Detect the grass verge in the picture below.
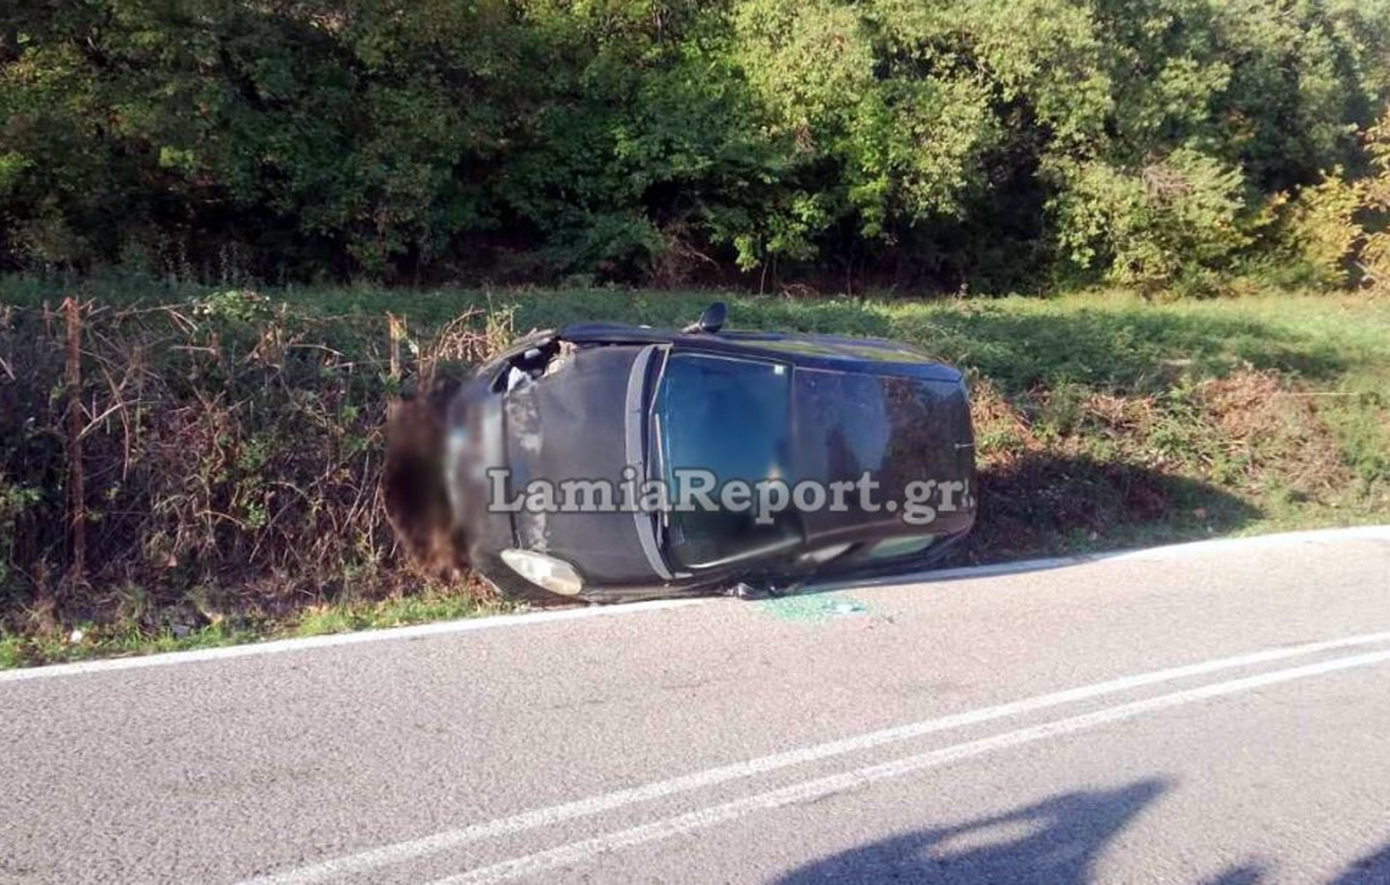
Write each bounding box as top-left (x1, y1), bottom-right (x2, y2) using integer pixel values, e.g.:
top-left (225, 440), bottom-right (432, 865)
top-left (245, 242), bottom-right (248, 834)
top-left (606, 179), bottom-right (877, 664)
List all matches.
top-left (0, 584), bottom-right (513, 668)
top-left (1, 276), bottom-right (1387, 667)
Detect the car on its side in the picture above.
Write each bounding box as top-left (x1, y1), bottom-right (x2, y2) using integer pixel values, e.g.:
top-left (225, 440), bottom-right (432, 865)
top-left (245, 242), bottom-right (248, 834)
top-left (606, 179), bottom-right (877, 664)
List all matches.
top-left (438, 303), bottom-right (976, 604)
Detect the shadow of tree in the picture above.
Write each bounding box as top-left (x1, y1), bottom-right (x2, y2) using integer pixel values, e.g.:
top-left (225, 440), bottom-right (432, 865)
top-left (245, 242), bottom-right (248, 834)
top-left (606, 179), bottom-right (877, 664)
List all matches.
top-left (773, 783), bottom-right (1390, 885)
top-left (1330, 841), bottom-right (1390, 885)
top-left (963, 453), bottom-right (1263, 562)
top-left (774, 778), bottom-right (1168, 884)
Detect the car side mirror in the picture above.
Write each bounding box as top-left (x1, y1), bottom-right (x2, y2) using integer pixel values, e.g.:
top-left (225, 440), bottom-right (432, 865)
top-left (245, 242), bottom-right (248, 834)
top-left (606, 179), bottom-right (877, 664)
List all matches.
top-left (683, 302), bottom-right (727, 334)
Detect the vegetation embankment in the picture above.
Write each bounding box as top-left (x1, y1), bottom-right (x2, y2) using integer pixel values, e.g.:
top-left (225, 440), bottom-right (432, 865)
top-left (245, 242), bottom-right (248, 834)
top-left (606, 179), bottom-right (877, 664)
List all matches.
top-left (1, 280), bottom-right (1387, 667)
top-left (3, 2), bottom-right (1390, 296)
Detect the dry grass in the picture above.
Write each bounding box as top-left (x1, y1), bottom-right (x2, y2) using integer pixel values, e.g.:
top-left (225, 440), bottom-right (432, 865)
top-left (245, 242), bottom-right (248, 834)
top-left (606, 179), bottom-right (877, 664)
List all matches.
top-left (0, 292), bottom-right (512, 658)
top-left (963, 367), bottom-right (1360, 559)
top-left (1194, 371), bottom-right (1351, 496)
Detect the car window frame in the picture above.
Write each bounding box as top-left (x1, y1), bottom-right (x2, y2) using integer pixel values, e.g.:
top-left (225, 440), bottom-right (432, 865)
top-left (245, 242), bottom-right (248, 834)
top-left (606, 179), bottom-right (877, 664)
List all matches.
top-left (647, 345), bottom-right (802, 572)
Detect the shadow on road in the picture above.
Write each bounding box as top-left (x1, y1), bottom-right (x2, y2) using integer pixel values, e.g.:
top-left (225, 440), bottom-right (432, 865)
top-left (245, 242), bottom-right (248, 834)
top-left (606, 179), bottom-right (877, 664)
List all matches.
top-left (774, 778), bottom-right (1168, 884)
top-left (1330, 841), bottom-right (1390, 884)
top-left (773, 780), bottom-right (1390, 885)
top-left (1198, 839), bottom-right (1390, 885)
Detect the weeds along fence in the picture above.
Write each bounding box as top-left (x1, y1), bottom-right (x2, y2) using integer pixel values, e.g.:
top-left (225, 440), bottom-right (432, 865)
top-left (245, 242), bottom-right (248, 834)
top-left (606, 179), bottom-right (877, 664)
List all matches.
top-left (0, 292), bottom-right (503, 630)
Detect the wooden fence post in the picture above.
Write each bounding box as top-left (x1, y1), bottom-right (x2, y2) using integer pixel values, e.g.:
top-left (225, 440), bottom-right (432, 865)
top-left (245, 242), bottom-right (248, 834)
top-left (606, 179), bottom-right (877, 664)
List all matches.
top-left (387, 312), bottom-right (404, 382)
top-left (62, 297), bottom-right (86, 587)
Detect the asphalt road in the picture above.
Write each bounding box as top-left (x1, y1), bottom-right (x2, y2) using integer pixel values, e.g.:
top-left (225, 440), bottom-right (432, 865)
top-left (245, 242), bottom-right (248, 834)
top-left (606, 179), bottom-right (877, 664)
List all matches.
top-left (3, 527), bottom-right (1390, 885)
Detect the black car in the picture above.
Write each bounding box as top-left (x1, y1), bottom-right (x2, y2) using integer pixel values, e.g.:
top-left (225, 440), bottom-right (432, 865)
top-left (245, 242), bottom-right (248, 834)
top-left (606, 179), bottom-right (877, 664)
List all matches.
top-left (438, 303), bottom-right (976, 604)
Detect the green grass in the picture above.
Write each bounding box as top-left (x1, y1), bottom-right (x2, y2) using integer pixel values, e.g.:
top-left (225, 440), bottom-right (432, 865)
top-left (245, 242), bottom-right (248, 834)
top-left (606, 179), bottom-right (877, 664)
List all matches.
top-left (0, 585), bottom-right (511, 668)
top-left (293, 587), bottom-right (511, 637)
top-left (18, 274), bottom-right (1385, 390)
top-left (0, 634), bottom-right (25, 669)
top-left (2, 274), bottom-right (1387, 667)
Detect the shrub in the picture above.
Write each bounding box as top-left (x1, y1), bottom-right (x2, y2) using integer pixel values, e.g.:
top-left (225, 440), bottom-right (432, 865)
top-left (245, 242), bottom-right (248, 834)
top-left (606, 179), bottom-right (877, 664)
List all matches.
top-left (1360, 112), bottom-right (1390, 293)
top-left (0, 293), bottom-right (494, 633)
top-left (2, 0), bottom-right (1388, 289)
top-left (1047, 149), bottom-right (1251, 294)
top-left (1257, 172), bottom-right (1364, 290)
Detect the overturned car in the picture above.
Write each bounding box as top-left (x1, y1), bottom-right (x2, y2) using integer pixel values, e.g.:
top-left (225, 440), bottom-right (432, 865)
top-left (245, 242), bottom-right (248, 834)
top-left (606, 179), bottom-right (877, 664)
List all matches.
top-left (391, 303), bottom-right (976, 604)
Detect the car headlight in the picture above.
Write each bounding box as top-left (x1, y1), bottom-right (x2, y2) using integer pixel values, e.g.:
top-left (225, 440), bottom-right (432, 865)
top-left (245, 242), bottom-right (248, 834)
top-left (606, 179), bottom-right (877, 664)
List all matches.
top-left (500, 549), bottom-right (585, 596)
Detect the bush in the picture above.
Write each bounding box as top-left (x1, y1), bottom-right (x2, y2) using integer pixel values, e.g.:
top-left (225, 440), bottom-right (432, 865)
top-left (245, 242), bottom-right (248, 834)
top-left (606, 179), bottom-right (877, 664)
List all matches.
top-left (1360, 112), bottom-right (1390, 293)
top-left (1, 1), bottom-right (1389, 290)
top-left (0, 292), bottom-right (494, 633)
top-left (1048, 149), bottom-right (1251, 294)
top-left (1253, 173), bottom-right (1364, 290)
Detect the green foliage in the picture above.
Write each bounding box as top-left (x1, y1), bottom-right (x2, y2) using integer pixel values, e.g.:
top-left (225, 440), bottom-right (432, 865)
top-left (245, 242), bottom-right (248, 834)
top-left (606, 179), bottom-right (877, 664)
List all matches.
top-left (1361, 110), bottom-right (1390, 291)
top-left (1, 0), bottom-right (1389, 289)
top-left (0, 477), bottom-right (40, 591)
top-left (1261, 172), bottom-right (1364, 289)
top-left (1048, 149), bottom-right (1251, 293)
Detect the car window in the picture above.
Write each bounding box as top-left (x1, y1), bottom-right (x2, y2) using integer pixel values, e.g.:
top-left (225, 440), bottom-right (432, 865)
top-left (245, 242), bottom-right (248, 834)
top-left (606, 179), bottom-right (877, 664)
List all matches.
top-left (653, 351), bottom-right (797, 568)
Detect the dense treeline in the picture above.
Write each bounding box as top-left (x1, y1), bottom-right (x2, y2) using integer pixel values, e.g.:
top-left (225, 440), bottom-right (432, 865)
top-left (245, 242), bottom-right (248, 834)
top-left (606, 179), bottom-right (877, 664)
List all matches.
top-left (2, 0), bottom-right (1390, 292)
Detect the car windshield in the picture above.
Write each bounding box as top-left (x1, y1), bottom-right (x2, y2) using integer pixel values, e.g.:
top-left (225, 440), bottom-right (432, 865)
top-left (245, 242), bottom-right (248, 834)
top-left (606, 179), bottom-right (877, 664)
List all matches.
top-left (652, 351), bottom-right (798, 568)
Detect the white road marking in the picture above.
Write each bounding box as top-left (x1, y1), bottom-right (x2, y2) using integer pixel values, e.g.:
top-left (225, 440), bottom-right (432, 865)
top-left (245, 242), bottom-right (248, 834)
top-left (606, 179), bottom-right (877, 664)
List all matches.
top-left (434, 647), bottom-right (1390, 884)
top-left (822, 523), bottom-right (1390, 590)
top-left (0, 599), bottom-right (707, 684)
top-left (6, 525), bottom-right (1385, 683)
top-left (238, 628), bottom-right (1390, 885)
top-left (1101, 524), bottom-right (1390, 562)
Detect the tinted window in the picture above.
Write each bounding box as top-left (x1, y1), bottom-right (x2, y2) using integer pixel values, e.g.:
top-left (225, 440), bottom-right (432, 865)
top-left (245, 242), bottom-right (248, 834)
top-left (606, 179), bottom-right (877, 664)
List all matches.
top-left (653, 352), bottom-right (797, 567)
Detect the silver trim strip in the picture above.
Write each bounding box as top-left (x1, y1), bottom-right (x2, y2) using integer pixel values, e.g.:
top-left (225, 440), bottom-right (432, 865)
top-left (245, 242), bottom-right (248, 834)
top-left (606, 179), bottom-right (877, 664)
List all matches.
top-left (626, 345), bottom-right (672, 580)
